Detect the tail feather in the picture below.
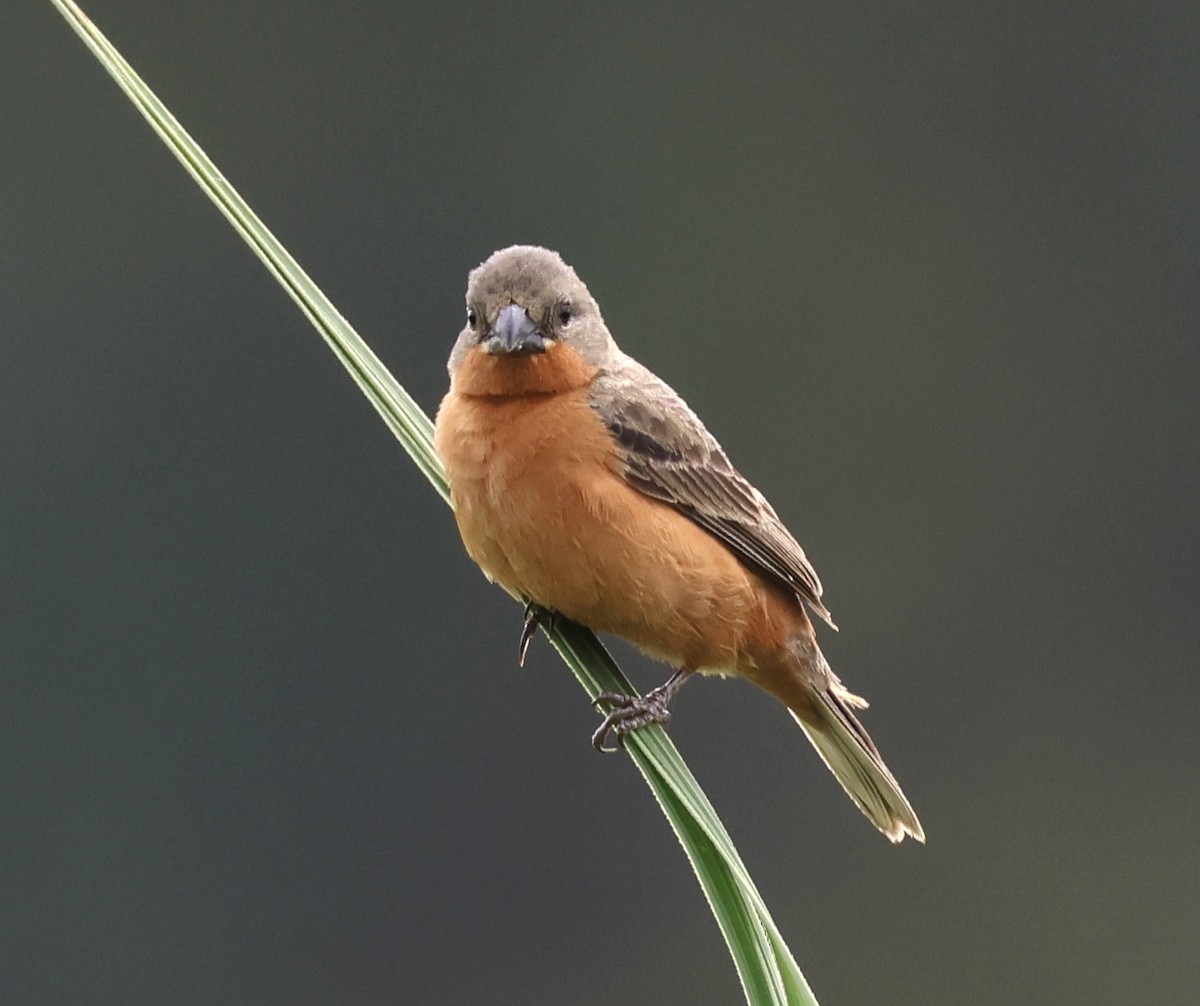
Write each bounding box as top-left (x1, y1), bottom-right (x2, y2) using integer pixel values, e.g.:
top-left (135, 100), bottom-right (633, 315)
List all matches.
top-left (791, 687), bottom-right (925, 844)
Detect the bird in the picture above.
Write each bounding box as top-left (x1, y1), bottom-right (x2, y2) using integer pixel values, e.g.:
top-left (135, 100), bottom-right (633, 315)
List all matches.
top-left (433, 245), bottom-right (924, 843)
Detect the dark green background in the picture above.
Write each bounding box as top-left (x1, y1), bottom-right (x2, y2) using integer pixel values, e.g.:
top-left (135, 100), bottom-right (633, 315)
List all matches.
top-left (4, 2), bottom-right (1197, 1003)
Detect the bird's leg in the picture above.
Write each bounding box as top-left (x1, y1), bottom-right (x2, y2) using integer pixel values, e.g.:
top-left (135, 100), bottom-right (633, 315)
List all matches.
top-left (518, 601), bottom-right (557, 667)
top-left (591, 666), bottom-right (695, 753)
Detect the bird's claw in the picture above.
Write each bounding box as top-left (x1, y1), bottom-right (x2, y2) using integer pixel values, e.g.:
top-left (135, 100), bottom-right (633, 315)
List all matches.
top-left (518, 601), bottom-right (556, 667)
top-left (591, 689), bottom-right (672, 753)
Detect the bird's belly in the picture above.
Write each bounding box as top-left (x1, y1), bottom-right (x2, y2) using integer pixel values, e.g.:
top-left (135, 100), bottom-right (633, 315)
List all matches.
top-left (435, 388), bottom-right (775, 671)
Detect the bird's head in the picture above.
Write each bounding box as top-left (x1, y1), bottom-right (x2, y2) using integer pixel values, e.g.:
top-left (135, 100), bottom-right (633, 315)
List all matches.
top-left (447, 246), bottom-right (615, 394)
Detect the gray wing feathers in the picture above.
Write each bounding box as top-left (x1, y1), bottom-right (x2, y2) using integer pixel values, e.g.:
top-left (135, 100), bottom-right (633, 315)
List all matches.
top-left (590, 355), bottom-right (834, 627)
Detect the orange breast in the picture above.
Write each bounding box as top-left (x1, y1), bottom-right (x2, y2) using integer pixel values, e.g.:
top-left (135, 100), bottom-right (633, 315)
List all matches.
top-left (434, 349), bottom-right (803, 673)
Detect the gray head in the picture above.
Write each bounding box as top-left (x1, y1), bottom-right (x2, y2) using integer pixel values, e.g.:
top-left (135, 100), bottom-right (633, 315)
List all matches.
top-left (447, 246), bottom-right (615, 376)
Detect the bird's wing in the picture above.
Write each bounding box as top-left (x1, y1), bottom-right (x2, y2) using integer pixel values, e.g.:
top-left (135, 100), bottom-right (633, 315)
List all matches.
top-left (589, 354), bottom-right (834, 627)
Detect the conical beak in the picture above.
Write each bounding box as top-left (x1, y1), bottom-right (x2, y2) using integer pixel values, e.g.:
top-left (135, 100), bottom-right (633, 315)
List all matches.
top-left (483, 304), bottom-right (548, 356)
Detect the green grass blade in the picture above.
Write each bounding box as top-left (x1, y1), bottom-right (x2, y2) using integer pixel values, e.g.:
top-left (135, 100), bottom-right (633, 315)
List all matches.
top-left (550, 623), bottom-right (818, 1004)
top-left (49, 3), bottom-right (820, 1002)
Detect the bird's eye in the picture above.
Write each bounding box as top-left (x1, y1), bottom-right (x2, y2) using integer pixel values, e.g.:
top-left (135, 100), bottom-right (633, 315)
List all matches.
top-left (466, 308), bottom-right (478, 329)
top-left (557, 303), bottom-right (572, 327)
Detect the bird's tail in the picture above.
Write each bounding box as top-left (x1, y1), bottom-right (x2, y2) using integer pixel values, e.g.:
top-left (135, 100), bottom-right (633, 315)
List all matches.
top-left (789, 681), bottom-right (925, 843)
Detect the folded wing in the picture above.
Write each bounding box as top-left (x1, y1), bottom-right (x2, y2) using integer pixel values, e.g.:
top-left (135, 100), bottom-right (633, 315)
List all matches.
top-left (589, 355), bottom-right (834, 628)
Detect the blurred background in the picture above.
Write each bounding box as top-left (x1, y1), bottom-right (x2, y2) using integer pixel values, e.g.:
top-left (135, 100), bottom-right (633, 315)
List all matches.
top-left (3, 2), bottom-right (1197, 1003)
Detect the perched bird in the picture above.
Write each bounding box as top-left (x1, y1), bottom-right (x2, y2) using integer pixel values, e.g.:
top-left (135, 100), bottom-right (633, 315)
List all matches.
top-left (434, 245), bottom-right (924, 843)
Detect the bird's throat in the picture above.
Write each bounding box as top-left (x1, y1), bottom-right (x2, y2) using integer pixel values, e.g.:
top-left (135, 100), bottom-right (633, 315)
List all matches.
top-left (453, 343), bottom-right (598, 399)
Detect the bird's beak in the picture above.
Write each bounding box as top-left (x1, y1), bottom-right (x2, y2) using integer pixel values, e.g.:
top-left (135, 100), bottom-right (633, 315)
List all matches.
top-left (483, 304), bottom-right (548, 356)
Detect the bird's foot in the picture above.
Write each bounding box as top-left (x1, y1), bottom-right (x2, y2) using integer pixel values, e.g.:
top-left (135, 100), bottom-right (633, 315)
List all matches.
top-left (590, 667), bottom-right (693, 753)
top-left (518, 601), bottom-right (557, 667)
top-left (591, 690), bottom-right (672, 753)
